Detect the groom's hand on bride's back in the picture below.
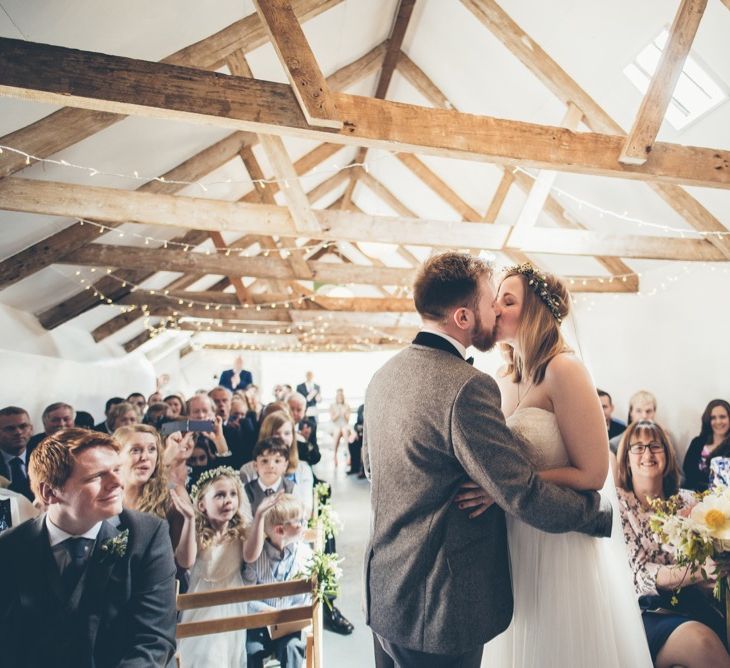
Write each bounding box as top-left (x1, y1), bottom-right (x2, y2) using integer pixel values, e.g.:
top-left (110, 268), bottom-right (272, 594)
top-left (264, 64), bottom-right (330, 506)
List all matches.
top-left (454, 481), bottom-right (495, 519)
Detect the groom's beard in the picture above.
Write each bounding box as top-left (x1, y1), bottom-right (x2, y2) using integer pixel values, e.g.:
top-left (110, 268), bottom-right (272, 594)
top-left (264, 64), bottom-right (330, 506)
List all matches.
top-left (471, 314), bottom-right (497, 352)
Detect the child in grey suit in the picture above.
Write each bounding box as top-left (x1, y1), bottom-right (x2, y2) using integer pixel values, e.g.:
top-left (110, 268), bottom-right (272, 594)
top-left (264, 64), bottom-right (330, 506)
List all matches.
top-left (244, 437), bottom-right (293, 515)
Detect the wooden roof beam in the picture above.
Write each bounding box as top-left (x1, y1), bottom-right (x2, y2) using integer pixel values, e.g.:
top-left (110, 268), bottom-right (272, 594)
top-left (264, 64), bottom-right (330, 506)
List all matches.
top-left (0, 0), bottom-right (342, 179)
top-left (252, 0), bottom-right (341, 130)
top-left (619, 0), bottom-right (707, 165)
top-left (0, 41), bottom-right (728, 188)
top-left (459, 0), bottom-right (730, 257)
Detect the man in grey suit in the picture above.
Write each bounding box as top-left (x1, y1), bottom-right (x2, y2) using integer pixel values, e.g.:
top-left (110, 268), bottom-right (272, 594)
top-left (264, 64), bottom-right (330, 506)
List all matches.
top-left (363, 252), bottom-right (612, 668)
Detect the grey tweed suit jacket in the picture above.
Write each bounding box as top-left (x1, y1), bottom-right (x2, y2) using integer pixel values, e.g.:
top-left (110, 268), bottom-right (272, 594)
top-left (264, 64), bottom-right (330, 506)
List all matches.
top-left (363, 341), bottom-right (612, 655)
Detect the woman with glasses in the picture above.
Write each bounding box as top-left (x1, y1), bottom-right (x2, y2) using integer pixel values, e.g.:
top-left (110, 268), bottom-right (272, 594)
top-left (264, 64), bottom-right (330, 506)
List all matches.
top-left (616, 420), bottom-right (730, 667)
top-left (682, 399), bottom-right (730, 492)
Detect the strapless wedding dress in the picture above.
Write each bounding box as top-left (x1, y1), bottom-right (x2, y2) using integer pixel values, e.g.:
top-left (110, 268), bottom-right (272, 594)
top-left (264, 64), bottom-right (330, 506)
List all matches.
top-left (481, 407), bottom-right (652, 668)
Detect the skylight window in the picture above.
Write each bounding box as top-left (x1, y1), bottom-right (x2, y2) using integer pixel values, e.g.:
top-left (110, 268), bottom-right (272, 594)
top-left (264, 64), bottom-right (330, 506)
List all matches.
top-left (623, 28), bottom-right (727, 130)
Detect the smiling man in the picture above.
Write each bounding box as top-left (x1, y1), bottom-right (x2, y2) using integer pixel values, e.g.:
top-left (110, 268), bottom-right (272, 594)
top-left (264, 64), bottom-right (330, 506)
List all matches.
top-left (0, 428), bottom-right (177, 667)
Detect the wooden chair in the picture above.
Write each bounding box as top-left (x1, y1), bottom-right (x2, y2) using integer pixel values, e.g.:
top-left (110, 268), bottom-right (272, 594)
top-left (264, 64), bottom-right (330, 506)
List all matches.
top-left (176, 577), bottom-right (323, 668)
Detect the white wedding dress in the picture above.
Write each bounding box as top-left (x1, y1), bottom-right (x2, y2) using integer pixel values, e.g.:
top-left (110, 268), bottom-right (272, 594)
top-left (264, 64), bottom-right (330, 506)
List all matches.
top-left (482, 407), bottom-right (652, 668)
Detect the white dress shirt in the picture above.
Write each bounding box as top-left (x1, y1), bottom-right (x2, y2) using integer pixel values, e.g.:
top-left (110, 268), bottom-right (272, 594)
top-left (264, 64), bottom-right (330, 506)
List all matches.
top-left (46, 515), bottom-right (102, 571)
top-left (420, 327), bottom-right (469, 360)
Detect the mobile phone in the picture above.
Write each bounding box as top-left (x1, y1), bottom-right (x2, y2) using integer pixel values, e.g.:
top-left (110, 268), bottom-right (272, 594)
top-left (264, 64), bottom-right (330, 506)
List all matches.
top-left (160, 419), bottom-right (215, 436)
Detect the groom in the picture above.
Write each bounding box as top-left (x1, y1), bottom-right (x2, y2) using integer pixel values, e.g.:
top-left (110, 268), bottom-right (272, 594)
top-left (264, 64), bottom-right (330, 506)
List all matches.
top-left (0, 428), bottom-right (177, 667)
top-left (363, 252), bottom-right (612, 668)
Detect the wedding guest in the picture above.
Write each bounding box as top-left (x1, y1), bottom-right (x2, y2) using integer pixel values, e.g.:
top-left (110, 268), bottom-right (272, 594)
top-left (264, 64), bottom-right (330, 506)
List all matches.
top-left (107, 401), bottom-right (139, 431)
top-left (164, 430), bottom-right (196, 491)
top-left (683, 399), bottom-right (730, 492)
top-left (148, 391), bottom-right (163, 405)
top-left (73, 411), bottom-right (94, 429)
top-left (273, 383), bottom-right (289, 402)
top-left (244, 494), bottom-right (311, 668)
top-left (244, 384), bottom-right (263, 421)
top-left (27, 402), bottom-right (76, 451)
top-left (598, 389), bottom-right (626, 439)
top-left (0, 478), bottom-right (39, 533)
top-left (177, 466), bottom-right (249, 668)
top-left (244, 437), bottom-right (294, 515)
top-left (94, 396), bottom-right (124, 433)
top-left (329, 388), bottom-right (351, 468)
top-left (127, 392), bottom-right (147, 417)
top-left (143, 401), bottom-right (170, 429)
top-left (610, 390), bottom-right (658, 454)
top-left (219, 355), bottom-right (253, 393)
top-left (241, 411), bottom-right (313, 519)
top-left (288, 392), bottom-right (317, 447)
top-left (0, 428), bottom-right (177, 667)
top-left (115, 424), bottom-right (196, 569)
top-left (187, 394), bottom-right (237, 466)
top-left (0, 406), bottom-right (35, 501)
top-left (194, 392), bottom-right (250, 468)
top-left (616, 420), bottom-right (729, 667)
top-left (296, 371), bottom-right (321, 423)
top-left (164, 393), bottom-right (187, 419)
top-left (348, 404), bottom-right (365, 478)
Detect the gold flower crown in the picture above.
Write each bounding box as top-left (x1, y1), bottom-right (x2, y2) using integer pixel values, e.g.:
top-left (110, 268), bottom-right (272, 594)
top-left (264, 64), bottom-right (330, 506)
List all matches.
top-left (507, 263), bottom-right (564, 324)
top-left (190, 465), bottom-right (240, 501)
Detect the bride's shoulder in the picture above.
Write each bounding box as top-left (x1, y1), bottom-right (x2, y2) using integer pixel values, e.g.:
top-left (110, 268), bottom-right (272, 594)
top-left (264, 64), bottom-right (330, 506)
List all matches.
top-left (543, 352), bottom-right (591, 387)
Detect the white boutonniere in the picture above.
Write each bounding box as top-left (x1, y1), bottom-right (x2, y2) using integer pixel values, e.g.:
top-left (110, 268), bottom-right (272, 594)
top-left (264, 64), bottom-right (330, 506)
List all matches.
top-left (99, 529), bottom-right (129, 559)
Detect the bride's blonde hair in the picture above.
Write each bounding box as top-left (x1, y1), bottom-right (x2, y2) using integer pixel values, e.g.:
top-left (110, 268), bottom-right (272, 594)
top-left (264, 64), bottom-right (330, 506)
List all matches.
top-left (499, 266), bottom-right (572, 385)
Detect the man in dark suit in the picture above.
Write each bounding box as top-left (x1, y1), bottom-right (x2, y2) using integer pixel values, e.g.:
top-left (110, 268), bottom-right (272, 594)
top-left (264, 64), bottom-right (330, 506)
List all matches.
top-left (363, 252), bottom-right (611, 667)
top-left (0, 406), bottom-right (35, 501)
top-left (296, 372), bottom-right (321, 424)
top-left (219, 355), bottom-right (253, 393)
top-left (598, 389), bottom-right (627, 439)
top-left (94, 397), bottom-right (124, 434)
top-left (0, 428), bottom-right (177, 667)
top-left (27, 402), bottom-right (76, 452)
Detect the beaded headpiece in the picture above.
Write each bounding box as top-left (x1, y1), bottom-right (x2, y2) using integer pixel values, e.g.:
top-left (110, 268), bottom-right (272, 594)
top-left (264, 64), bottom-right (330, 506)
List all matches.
top-left (507, 263), bottom-right (564, 324)
top-left (190, 465), bottom-right (240, 501)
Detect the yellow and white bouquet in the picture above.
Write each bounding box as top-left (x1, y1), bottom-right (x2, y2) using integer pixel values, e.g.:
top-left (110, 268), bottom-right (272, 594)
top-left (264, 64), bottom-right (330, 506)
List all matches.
top-left (651, 484), bottom-right (730, 633)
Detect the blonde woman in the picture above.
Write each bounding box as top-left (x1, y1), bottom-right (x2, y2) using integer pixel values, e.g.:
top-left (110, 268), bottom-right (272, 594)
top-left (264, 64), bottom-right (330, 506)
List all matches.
top-left (115, 424), bottom-right (196, 569)
top-left (329, 388), bottom-right (351, 467)
top-left (469, 264), bottom-right (652, 667)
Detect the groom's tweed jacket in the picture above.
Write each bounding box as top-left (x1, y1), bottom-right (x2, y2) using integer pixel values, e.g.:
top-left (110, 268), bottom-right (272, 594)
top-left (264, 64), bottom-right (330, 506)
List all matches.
top-left (363, 340), bottom-right (612, 655)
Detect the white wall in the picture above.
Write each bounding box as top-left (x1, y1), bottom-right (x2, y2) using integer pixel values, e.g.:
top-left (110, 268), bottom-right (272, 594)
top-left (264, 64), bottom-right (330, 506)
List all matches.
top-left (0, 304), bottom-right (155, 426)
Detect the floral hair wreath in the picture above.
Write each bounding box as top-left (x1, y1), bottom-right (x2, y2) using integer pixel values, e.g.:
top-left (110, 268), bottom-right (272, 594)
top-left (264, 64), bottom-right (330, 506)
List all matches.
top-left (507, 263), bottom-right (564, 324)
top-left (190, 465), bottom-right (240, 501)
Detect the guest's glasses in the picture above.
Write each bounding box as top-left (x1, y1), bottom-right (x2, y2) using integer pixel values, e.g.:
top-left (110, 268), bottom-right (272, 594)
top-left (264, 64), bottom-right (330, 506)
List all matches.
top-left (628, 442), bottom-right (665, 455)
top-left (286, 518), bottom-right (306, 527)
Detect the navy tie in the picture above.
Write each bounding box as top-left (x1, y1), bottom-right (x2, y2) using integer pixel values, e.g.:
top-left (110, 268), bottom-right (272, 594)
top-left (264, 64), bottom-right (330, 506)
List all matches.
top-left (9, 457), bottom-right (32, 501)
top-left (62, 537), bottom-right (95, 594)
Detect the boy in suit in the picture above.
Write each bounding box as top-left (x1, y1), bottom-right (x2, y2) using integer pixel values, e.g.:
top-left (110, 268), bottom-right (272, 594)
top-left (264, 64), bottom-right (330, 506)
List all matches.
top-left (244, 437), bottom-right (293, 515)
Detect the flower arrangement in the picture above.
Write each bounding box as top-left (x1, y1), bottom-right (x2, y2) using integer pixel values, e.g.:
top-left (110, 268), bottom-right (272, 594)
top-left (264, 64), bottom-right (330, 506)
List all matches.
top-left (309, 502), bottom-right (342, 541)
top-left (297, 550), bottom-right (343, 610)
top-left (650, 484), bottom-right (730, 631)
top-left (99, 529), bottom-right (129, 559)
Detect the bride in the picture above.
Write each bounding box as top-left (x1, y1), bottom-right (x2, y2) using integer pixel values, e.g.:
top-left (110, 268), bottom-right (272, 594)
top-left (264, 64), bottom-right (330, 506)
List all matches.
top-left (470, 264), bottom-right (652, 667)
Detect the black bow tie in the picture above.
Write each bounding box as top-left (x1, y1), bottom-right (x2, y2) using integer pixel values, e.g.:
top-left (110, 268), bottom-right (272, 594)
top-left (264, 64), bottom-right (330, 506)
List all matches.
top-left (466, 357), bottom-right (474, 365)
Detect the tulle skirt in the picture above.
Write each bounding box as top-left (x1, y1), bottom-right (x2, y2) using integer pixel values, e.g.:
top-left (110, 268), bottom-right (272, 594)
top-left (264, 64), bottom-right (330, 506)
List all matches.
top-left (482, 479), bottom-right (652, 668)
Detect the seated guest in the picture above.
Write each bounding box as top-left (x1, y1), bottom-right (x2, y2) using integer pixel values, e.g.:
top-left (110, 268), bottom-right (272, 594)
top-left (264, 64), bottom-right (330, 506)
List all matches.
top-left (148, 391), bottom-right (163, 405)
top-left (143, 401), bottom-right (169, 429)
top-left (598, 389), bottom-right (626, 439)
top-left (616, 420), bottom-right (729, 667)
top-left (163, 430), bottom-right (196, 491)
top-left (242, 411), bottom-right (313, 519)
top-left (297, 420), bottom-right (321, 468)
top-left (0, 428), bottom-right (177, 667)
top-left (107, 401), bottom-right (139, 432)
top-left (74, 411), bottom-right (95, 429)
top-left (94, 397), bottom-right (124, 433)
top-left (164, 393), bottom-right (187, 419)
top-left (127, 392), bottom-right (147, 417)
top-left (610, 390), bottom-right (657, 454)
top-left (244, 384), bottom-right (264, 421)
top-left (27, 402), bottom-right (75, 451)
top-left (288, 392), bottom-right (317, 448)
top-left (244, 437), bottom-right (294, 515)
top-left (262, 401), bottom-right (291, 423)
top-left (115, 424), bottom-right (196, 570)
top-left (272, 384), bottom-right (289, 402)
top-left (683, 399), bottom-right (730, 492)
top-left (187, 394), bottom-right (238, 467)
top-left (0, 406), bottom-right (35, 501)
top-left (209, 386), bottom-right (255, 467)
top-left (219, 355), bottom-right (253, 393)
top-left (244, 494), bottom-right (312, 668)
